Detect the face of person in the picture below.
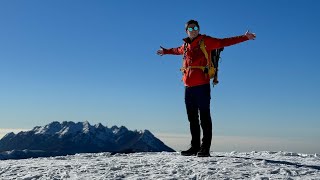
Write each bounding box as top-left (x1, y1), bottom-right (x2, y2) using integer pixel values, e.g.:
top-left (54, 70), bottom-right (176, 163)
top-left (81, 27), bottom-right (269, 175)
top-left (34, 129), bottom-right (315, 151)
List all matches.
top-left (186, 24), bottom-right (199, 39)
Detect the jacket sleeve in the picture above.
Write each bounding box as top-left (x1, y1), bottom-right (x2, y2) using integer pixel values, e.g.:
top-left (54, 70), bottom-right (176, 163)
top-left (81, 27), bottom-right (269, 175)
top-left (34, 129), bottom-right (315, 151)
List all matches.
top-left (205, 35), bottom-right (249, 50)
top-left (163, 44), bottom-right (184, 55)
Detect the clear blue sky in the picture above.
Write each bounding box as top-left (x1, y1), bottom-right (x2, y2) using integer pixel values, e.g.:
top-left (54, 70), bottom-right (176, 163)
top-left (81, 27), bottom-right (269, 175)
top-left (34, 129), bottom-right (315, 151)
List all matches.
top-left (1, 0), bottom-right (319, 153)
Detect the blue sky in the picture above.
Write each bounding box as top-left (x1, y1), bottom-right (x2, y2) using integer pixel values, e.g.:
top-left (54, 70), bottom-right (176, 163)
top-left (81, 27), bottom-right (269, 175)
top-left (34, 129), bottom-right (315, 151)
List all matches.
top-left (1, 0), bottom-right (319, 153)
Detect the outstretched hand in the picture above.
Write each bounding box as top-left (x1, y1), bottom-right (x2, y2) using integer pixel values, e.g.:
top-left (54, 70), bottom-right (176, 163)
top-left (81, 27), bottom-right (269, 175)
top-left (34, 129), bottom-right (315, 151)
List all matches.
top-left (245, 30), bottom-right (256, 40)
top-left (157, 46), bottom-right (165, 56)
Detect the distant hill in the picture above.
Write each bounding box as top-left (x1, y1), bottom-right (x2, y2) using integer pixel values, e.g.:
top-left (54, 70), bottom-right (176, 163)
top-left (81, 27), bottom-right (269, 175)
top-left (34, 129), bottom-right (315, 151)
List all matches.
top-left (0, 121), bottom-right (175, 160)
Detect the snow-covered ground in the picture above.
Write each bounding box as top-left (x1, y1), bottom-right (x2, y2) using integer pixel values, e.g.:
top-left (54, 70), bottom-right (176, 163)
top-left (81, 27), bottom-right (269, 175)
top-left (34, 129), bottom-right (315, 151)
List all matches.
top-left (0, 151), bottom-right (319, 179)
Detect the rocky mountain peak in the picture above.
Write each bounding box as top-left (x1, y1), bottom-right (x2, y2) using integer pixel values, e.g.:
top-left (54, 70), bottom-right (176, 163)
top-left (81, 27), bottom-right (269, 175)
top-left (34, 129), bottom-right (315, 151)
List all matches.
top-left (0, 121), bottom-right (175, 160)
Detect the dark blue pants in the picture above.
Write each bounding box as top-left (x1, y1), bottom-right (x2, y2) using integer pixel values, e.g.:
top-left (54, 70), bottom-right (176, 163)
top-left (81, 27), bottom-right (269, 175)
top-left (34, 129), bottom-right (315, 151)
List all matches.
top-left (185, 83), bottom-right (212, 149)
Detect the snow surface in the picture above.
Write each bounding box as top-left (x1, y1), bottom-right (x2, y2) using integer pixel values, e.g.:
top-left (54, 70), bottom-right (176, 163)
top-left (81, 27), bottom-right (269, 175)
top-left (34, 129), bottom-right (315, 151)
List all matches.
top-left (0, 151), bottom-right (319, 179)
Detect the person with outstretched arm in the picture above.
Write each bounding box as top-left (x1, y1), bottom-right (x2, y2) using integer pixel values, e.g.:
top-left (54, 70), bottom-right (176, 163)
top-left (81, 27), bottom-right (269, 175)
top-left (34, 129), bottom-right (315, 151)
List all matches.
top-left (156, 19), bottom-right (256, 157)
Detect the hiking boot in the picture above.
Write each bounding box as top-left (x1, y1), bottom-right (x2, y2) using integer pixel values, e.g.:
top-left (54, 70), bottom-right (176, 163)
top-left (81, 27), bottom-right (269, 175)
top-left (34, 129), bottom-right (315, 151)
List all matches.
top-left (197, 147), bottom-right (210, 157)
top-left (181, 147), bottom-right (200, 156)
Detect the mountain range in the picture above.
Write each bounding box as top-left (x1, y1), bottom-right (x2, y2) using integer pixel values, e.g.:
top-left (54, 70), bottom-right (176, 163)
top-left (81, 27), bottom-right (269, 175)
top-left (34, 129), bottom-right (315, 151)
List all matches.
top-left (0, 121), bottom-right (174, 160)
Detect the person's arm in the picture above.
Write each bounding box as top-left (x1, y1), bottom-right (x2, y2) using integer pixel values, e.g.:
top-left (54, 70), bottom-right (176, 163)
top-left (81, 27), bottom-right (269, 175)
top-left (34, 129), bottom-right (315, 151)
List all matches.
top-left (157, 44), bottom-right (184, 56)
top-left (205, 31), bottom-right (256, 50)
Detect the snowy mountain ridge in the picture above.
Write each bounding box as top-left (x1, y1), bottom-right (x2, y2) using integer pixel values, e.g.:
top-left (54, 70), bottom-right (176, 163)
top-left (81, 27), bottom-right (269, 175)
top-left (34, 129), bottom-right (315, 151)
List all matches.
top-left (0, 121), bottom-right (174, 160)
top-left (33, 121), bottom-right (106, 136)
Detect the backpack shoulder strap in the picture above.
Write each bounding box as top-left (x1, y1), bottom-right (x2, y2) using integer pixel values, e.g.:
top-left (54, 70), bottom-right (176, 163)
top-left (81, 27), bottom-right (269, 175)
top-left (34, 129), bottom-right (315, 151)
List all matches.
top-left (199, 37), bottom-right (209, 65)
top-left (183, 42), bottom-right (188, 59)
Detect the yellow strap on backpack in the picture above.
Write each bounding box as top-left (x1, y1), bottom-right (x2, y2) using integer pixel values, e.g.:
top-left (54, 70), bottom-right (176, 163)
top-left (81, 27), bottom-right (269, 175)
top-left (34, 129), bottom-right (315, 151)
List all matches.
top-left (199, 38), bottom-right (216, 79)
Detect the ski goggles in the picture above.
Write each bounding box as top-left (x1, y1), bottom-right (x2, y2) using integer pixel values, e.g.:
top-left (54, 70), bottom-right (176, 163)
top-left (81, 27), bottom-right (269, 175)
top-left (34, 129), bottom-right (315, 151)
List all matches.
top-left (187, 26), bottom-right (199, 32)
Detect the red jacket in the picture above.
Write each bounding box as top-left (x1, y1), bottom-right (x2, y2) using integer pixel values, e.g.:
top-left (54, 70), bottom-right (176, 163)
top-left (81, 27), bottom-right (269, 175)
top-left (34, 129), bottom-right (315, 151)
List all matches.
top-left (163, 34), bottom-right (249, 87)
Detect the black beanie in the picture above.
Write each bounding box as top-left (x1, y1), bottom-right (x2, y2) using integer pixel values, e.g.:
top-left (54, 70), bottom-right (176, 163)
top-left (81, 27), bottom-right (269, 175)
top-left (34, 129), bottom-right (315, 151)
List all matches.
top-left (185, 20), bottom-right (200, 31)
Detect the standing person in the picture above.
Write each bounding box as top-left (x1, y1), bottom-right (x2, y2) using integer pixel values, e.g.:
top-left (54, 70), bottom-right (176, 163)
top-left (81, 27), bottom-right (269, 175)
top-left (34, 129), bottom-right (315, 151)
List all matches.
top-left (156, 20), bottom-right (256, 157)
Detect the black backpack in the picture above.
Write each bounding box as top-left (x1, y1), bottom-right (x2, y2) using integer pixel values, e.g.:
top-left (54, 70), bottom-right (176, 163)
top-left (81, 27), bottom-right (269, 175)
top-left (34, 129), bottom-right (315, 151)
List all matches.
top-left (211, 48), bottom-right (224, 86)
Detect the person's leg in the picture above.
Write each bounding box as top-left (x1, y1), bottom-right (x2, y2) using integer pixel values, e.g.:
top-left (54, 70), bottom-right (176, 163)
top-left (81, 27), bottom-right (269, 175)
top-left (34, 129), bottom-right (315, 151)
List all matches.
top-left (195, 84), bottom-right (212, 156)
top-left (181, 86), bottom-right (200, 155)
